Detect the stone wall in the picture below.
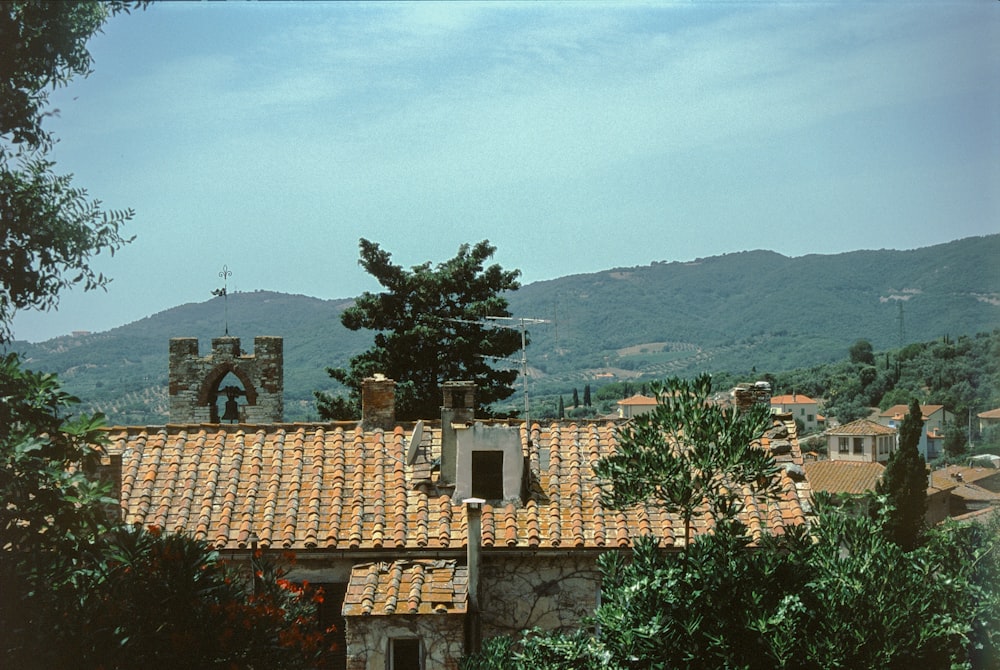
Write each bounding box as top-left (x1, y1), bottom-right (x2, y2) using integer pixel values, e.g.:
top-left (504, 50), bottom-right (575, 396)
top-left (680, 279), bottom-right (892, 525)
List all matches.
top-left (479, 553), bottom-right (601, 639)
top-left (344, 614), bottom-right (464, 670)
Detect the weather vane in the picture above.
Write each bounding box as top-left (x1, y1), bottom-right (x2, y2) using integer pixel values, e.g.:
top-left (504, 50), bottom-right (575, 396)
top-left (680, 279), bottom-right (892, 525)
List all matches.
top-left (212, 264), bottom-right (232, 335)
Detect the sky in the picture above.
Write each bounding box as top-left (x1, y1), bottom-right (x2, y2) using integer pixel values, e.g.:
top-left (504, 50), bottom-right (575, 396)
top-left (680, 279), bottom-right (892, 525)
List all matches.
top-left (10, 1), bottom-right (999, 342)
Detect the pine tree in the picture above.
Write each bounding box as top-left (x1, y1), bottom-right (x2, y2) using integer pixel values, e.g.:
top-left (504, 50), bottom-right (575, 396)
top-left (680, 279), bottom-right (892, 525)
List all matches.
top-left (877, 398), bottom-right (927, 551)
top-left (317, 239), bottom-right (522, 420)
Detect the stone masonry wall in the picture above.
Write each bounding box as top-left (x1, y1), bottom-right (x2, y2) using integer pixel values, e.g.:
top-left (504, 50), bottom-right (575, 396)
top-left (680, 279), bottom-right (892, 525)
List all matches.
top-left (479, 553), bottom-right (601, 639)
top-left (344, 615), bottom-right (464, 670)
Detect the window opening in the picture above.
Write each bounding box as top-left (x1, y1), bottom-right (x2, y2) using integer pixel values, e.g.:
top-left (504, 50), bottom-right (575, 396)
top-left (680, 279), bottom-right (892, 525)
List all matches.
top-left (853, 437), bottom-right (864, 455)
top-left (471, 451), bottom-right (504, 500)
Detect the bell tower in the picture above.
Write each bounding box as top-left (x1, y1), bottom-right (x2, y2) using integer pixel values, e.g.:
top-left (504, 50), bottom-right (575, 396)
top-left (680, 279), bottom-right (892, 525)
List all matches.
top-left (168, 336), bottom-right (283, 424)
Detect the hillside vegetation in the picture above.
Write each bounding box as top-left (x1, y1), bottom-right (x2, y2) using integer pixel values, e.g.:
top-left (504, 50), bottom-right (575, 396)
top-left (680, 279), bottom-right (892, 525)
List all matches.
top-left (7, 235), bottom-right (998, 424)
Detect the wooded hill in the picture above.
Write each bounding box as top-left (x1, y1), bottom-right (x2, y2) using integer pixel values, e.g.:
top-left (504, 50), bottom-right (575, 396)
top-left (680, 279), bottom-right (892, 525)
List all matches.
top-left (8, 235), bottom-right (998, 424)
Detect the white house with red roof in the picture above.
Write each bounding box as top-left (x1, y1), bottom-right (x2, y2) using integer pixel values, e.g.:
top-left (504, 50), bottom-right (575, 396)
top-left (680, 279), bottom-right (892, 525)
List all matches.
top-left (878, 404), bottom-right (952, 460)
top-left (616, 393), bottom-right (658, 418)
top-left (824, 418), bottom-right (897, 463)
top-left (770, 393), bottom-right (821, 433)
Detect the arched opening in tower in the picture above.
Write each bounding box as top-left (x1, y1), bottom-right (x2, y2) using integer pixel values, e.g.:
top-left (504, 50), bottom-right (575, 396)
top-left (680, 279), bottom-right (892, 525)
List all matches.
top-left (212, 371), bottom-right (247, 423)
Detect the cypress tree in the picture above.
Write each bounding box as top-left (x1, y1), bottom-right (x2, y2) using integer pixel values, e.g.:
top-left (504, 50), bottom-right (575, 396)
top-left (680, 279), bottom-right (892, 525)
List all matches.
top-left (583, 384), bottom-right (592, 407)
top-left (572, 388), bottom-right (579, 408)
top-left (876, 398), bottom-right (927, 551)
top-left (558, 395), bottom-right (565, 419)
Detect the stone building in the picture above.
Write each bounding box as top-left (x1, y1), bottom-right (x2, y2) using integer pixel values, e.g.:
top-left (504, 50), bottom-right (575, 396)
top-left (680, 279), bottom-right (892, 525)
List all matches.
top-left (101, 351), bottom-right (812, 670)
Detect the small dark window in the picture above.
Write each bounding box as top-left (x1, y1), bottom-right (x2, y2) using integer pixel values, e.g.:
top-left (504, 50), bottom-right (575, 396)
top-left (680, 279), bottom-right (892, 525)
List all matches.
top-left (853, 437), bottom-right (864, 455)
top-left (390, 638), bottom-right (421, 670)
top-left (471, 451), bottom-right (504, 500)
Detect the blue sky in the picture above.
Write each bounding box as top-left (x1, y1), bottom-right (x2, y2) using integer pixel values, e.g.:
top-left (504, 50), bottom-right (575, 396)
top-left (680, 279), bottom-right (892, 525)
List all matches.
top-left (11, 1), bottom-right (999, 342)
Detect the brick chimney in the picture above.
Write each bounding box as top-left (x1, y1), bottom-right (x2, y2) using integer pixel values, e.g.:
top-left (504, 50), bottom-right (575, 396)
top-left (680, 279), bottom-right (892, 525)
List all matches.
top-left (440, 381), bottom-right (476, 485)
top-left (361, 374), bottom-right (395, 431)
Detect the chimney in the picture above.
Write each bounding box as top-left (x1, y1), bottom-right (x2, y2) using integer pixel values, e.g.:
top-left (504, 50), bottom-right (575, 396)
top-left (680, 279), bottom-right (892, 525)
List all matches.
top-left (464, 498), bottom-right (484, 655)
top-left (86, 452), bottom-right (123, 522)
top-left (361, 374), bottom-right (395, 431)
top-left (440, 381), bottom-right (476, 485)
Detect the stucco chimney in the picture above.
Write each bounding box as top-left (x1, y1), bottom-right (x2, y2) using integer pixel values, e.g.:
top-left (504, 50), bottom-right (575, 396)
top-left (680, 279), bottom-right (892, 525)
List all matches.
top-left (464, 497), bottom-right (484, 655)
top-left (361, 374), bottom-right (395, 431)
top-left (440, 381), bottom-right (476, 485)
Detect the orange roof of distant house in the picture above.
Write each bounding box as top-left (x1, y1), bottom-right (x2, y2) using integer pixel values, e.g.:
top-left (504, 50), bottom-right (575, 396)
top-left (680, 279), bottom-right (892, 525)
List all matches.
top-left (771, 394), bottom-right (817, 405)
top-left (824, 418), bottom-right (897, 436)
top-left (617, 394), bottom-right (658, 406)
top-left (880, 404), bottom-right (946, 421)
top-left (978, 408), bottom-right (1000, 420)
top-left (804, 461), bottom-right (885, 495)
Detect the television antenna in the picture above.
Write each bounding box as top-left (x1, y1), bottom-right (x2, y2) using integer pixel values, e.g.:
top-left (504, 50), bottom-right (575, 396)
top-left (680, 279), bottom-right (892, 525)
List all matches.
top-left (483, 316), bottom-right (549, 433)
top-left (439, 314), bottom-right (549, 434)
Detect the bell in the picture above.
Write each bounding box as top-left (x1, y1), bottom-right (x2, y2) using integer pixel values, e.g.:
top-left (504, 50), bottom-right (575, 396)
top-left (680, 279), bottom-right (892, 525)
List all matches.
top-left (221, 396), bottom-right (240, 422)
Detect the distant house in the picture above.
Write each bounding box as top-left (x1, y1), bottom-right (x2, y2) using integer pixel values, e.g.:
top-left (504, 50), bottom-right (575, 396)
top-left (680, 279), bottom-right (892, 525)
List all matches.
top-left (932, 465), bottom-right (1000, 519)
top-left (878, 404), bottom-right (952, 461)
top-left (770, 393), bottom-right (821, 433)
top-left (803, 459), bottom-right (953, 524)
top-left (977, 407), bottom-right (1000, 435)
top-left (617, 393), bottom-right (658, 418)
top-left (824, 419), bottom-right (897, 463)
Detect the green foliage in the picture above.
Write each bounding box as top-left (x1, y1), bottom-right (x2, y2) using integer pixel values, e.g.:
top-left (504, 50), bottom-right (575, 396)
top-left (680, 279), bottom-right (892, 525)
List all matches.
top-left (0, 1), bottom-right (141, 340)
top-left (318, 239), bottom-right (523, 420)
top-left (464, 503), bottom-right (1000, 670)
top-left (850, 338), bottom-right (876, 366)
top-left (0, 352), bottom-right (113, 664)
top-left (61, 526), bottom-right (335, 670)
top-left (944, 418), bottom-right (969, 458)
top-left (877, 398), bottom-right (928, 551)
top-left (594, 373), bottom-right (780, 544)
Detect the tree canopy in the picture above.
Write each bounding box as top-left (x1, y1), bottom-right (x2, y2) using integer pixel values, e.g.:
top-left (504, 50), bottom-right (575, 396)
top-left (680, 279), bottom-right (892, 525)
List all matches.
top-left (0, 1), bottom-right (139, 340)
top-left (877, 398), bottom-right (929, 550)
top-left (594, 374), bottom-right (781, 546)
top-left (318, 239), bottom-right (523, 420)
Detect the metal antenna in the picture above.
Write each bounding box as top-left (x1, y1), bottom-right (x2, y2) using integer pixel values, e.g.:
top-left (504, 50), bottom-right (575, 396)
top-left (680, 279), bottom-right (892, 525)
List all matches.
top-left (212, 264), bottom-right (232, 335)
top-left (483, 316), bottom-right (550, 433)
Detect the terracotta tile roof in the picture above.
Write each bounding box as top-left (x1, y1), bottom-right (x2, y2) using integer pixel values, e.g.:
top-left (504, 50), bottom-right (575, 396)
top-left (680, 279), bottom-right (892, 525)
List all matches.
top-left (617, 394), bottom-right (657, 406)
top-left (804, 461), bottom-right (885, 495)
top-left (935, 465), bottom-right (1000, 488)
top-left (880, 404), bottom-right (945, 421)
top-left (770, 394), bottom-right (817, 405)
top-left (104, 414), bottom-right (809, 553)
top-left (824, 418), bottom-right (896, 437)
top-left (977, 408), bottom-right (1000, 420)
top-left (342, 560), bottom-right (467, 616)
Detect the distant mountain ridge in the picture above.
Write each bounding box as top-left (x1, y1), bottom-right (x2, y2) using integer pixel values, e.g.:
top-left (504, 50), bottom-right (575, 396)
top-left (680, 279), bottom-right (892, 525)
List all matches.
top-left (9, 235), bottom-right (999, 423)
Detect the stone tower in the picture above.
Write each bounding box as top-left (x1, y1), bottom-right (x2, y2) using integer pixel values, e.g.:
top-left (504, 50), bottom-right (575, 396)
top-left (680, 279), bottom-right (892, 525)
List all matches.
top-left (168, 336), bottom-right (283, 424)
